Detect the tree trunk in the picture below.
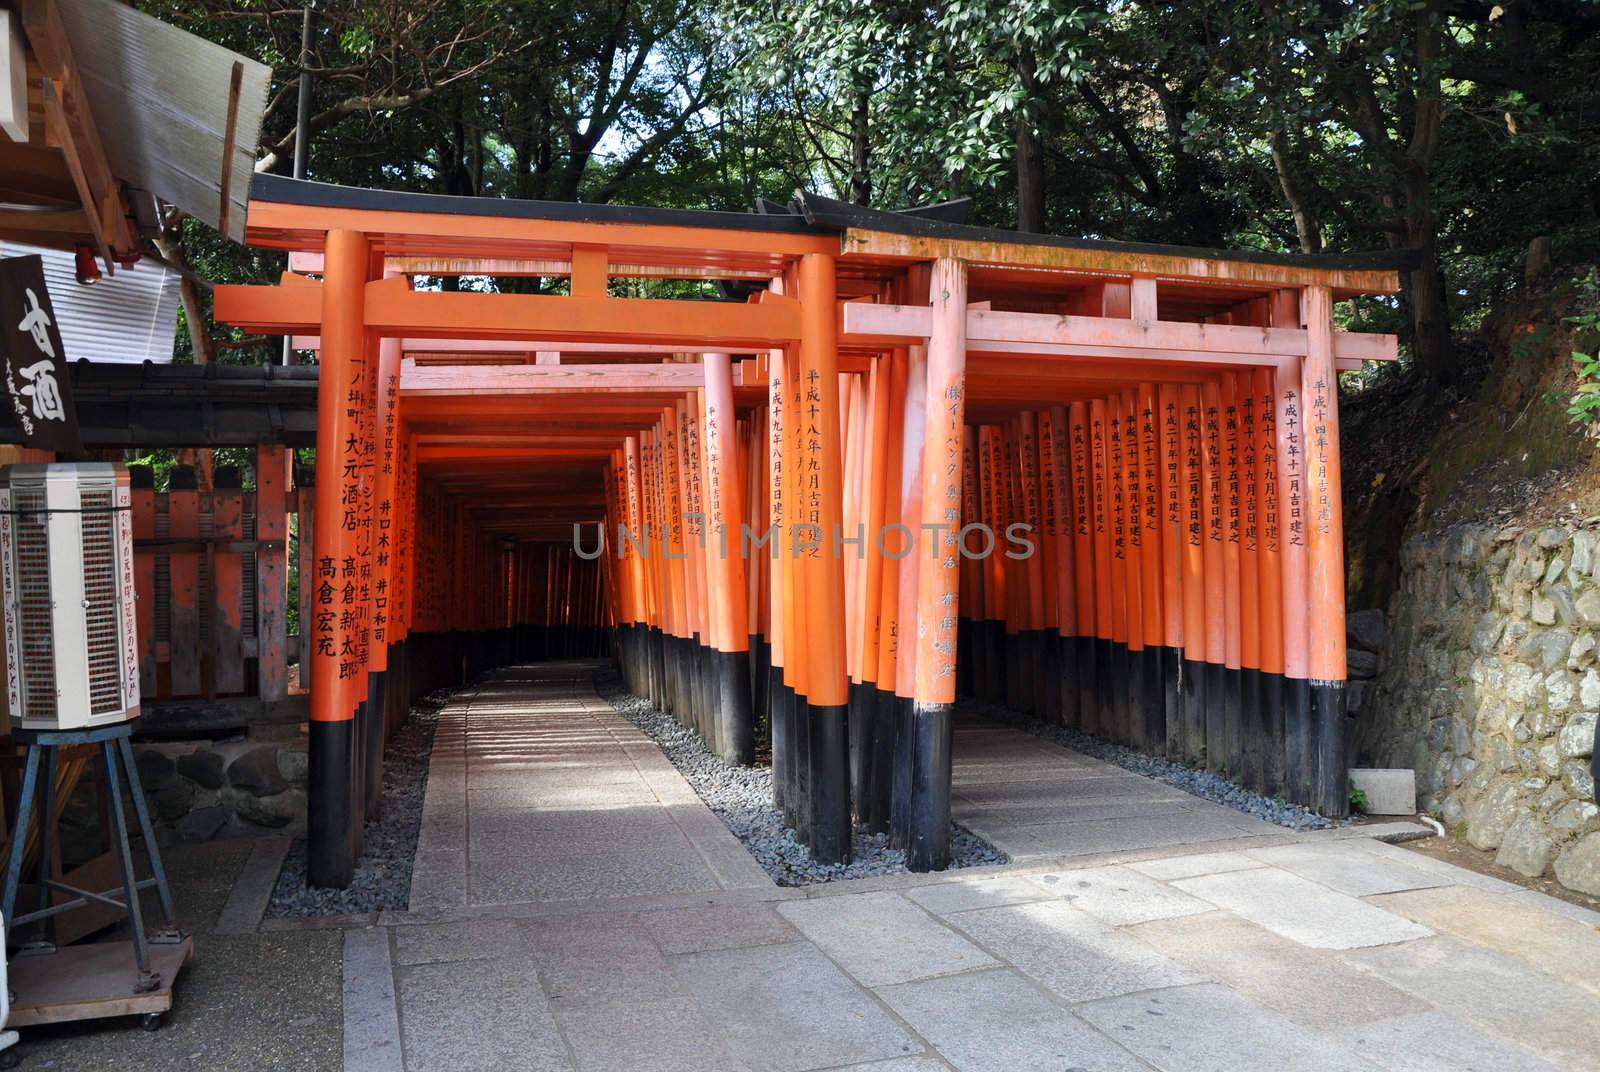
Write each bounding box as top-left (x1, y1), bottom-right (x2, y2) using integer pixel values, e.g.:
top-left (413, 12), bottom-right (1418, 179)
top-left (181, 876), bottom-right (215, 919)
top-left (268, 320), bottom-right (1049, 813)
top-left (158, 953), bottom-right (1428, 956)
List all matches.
top-left (849, 84), bottom-right (871, 206)
top-left (1015, 52), bottom-right (1044, 232)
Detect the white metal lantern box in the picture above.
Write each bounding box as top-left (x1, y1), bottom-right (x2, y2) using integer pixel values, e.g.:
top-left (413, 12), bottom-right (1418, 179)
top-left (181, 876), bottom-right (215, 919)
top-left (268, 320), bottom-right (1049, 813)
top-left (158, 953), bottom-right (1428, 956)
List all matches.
top-left (0, 463), bottom-right (140, 730)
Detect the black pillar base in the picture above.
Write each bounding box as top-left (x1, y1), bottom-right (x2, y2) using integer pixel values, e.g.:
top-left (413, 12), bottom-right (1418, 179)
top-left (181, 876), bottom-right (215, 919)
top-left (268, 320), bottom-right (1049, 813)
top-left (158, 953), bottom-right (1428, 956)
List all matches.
top-left (1261, 671), bottom-right (1287, 799)
top-left (1223, 666), bottom-right (1243, 781)
top-left (1203, 661), bottom-right (1227, 773)
top-left (907, 701), bottom-right (953, 873)
top-left (864, 687), bottom-right (896, 834)
top-left (769, 663), bottom-right (790, 817)
top-left (1241, 667), bottom-right (1263, 792)
top-left (1056, 633), bottom-right (1078, 729)
top-left (1180, 656), bottom-right (1206, 767)
top-left (718, 647), bottom-right (755, 765)
top-left (307, 718), bottom-right (356, 889)
top-left (1284, 676), bottom-right (1313, 805)
top-left (1311, 680), bottom-right (1349, 818)
top-left (848, 680), bottom-right (871, 822)
top-left (890, 694), bottom-right (915, 849)
top-left (808, 703), bottom-right (851, 864)
top-left (364, 670), bottom-right (388, 821)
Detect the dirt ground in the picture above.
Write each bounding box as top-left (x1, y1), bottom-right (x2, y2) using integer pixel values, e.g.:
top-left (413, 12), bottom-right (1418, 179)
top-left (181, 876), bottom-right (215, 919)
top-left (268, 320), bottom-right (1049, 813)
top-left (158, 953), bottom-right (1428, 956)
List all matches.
top-left (1400, 831), bottom-right (1600, 916)
top-left (8, 838), bottom-right (341, 1072)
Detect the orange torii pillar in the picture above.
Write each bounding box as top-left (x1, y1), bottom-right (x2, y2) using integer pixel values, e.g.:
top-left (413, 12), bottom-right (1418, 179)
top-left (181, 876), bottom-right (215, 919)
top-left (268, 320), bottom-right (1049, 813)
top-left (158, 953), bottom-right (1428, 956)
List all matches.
top-left (704, 352), bottom-right (755, 764)
top-left (1302, 285), bottom-right (1349, 817)
top-left (362, 320), bottom-right (402, 821)
top-left (797, 252), bottom-right (851, 863)
top-left (905, 257), bottom-right (967, 871)
top-left (308, 228), bottom-right (373, 888)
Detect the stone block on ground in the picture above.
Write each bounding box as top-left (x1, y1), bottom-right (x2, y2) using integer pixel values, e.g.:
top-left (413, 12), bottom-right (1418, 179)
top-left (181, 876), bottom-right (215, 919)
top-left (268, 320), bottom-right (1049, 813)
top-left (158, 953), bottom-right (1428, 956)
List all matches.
top-left (1350, 769), bottom-right (1416, 815)
top-left (1173, 867), bottom-right (1432, 949)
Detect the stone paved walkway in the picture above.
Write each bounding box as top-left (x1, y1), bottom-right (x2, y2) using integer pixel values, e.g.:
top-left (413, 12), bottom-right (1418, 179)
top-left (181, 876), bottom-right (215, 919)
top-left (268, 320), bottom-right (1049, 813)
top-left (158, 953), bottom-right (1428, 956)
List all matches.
top-left (349, 662), bottom-right (1600, 1071)
top-left (950, 713), bottom-right (1285, 859)
top-left (406, 663), bottom-right (772, 911)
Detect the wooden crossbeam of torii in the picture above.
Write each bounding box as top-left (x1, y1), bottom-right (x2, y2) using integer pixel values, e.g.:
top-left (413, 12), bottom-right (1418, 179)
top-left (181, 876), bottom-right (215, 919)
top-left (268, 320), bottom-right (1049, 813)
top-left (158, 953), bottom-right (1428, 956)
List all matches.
top-left (213, 275), bottom-right (802, 348)
top-left (842, 302), bottom-right (1398, 371)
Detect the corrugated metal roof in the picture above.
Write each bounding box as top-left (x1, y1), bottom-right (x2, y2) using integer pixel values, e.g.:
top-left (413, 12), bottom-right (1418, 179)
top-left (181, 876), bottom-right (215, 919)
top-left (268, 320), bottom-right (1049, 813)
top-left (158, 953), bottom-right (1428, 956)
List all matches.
top-left (1, 242), bottom-right (179, 363)
top-left (56, 0), bottom-right (270, 242)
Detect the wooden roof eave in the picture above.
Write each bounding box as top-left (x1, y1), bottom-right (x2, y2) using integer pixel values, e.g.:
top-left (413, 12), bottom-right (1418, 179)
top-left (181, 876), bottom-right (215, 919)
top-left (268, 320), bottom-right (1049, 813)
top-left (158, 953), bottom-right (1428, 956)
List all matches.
top-left (837, 227), bottom-right (1403, 295)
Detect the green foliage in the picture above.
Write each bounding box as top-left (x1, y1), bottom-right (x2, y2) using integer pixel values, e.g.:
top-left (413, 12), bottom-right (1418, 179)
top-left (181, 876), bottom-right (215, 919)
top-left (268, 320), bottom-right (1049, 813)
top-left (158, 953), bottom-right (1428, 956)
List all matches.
top-left (1566, 268), bottom-right (1600, 433)
top-left (1349, 780), bottom-right (1370, 813)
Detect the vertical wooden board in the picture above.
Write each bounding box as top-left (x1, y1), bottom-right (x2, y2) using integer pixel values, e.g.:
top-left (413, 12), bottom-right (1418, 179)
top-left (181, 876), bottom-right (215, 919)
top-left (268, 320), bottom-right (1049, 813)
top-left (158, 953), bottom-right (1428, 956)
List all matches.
top-left (131, 487), bottom-right (157, 696)
top-left (167, 485), bottom-right (202, 696)
top-left (1105, 398), bottom-right (1127, 646)
top-left (210, 489), bottom-right (246, 696)
top-left (256, 446), bottom-right (289, 700)
top-left (296, 489), bottom-right (315, 686)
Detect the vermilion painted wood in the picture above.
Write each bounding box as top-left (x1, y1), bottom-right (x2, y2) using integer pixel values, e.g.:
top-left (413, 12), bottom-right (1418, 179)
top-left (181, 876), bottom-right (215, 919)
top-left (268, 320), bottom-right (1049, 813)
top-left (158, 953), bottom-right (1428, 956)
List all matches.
top-left (131, 484), bottom-right (157, 697)
top-left (210, 488), bottom-right (245, 696)
top-left (166, 481), bottom-right (201, 697)
top-left (255, 446), bottom-right (289, 701)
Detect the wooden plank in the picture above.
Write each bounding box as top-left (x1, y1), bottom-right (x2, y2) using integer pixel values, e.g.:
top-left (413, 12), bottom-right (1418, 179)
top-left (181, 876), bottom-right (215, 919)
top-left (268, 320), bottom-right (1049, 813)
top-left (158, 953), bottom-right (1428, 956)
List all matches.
top-left (296, 483), bottom-right (313, 686)
top-left (209, 489), bottom-right (246, 695)
top-left (137, 694), bottom-right (310, 738)
top-left (166, 482), bottom-right (202, 697)
top-left (131, 485), bottom-right (157, 697)
top-left (256, 446), bottom-right (289, 700)
top-left (841, 302), bottom-right (1399, 363)
top-left (7, 936), bottom-right (192, 1027)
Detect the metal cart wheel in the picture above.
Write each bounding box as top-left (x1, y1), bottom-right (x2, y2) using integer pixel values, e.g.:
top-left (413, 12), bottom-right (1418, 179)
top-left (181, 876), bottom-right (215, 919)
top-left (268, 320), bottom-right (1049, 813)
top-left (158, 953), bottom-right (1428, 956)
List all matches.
top-left (140, 1012), bottom-right (164, 1032)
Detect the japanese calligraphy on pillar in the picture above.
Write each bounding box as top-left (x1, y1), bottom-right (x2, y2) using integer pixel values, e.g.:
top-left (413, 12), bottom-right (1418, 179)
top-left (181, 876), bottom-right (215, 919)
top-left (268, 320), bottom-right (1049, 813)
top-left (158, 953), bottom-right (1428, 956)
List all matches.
top-left (1184, 401), bottom-right (1203, 548)
top-left (1282, 386), bottom-right (1304, 548)
top-left (1241, 388), bottom-right (1258, 553)
top-left (1224, 391), bottom-right (1240, 546)
top-left (1307, 374), bottom-right (1334, 537)
top-left (1260, 380), bottom-right (1280, 554)
top-left (804, 367), bottom-right (822, 555)
top-left (0, 256), bottom-right (80, 452)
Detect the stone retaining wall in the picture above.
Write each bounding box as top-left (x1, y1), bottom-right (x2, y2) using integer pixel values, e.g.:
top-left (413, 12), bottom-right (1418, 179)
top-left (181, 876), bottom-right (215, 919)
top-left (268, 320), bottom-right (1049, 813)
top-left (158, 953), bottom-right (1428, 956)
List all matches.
top-left (61, 735), bottom-right (308, 863)
top-left (1359, 521), bottom-right (1600, 896)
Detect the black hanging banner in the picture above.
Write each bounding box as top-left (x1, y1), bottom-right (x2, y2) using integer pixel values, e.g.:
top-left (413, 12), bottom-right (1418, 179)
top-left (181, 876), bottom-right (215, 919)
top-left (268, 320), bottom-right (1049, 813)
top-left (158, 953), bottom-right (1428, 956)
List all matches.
top-left (0, 255), bottom-right (81, 454)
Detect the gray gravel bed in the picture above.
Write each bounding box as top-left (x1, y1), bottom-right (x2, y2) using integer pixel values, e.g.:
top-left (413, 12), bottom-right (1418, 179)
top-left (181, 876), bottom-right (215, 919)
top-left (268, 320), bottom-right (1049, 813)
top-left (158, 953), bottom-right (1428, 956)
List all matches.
top-left (266, 688), bottom-right (448, 917)
top-left (593, 667), bottom-right (1008, 885)
top-left (961, 697), bottom-right (1351, 830)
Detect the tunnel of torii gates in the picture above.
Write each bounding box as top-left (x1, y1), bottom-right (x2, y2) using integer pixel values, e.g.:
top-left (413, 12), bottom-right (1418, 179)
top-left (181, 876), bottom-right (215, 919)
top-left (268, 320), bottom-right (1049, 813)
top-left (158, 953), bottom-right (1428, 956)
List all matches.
top-left (215, 175), bottom-right (1405, 887)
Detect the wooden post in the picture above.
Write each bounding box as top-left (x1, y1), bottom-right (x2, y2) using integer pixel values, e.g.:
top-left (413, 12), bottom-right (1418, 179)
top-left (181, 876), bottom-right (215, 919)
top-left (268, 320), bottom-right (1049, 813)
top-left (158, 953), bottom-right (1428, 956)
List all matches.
top-left (797, 251), bottom-right (850, 863)
top-left (1302, 284), bottom-right (1349, 817)
top-left (906, 256), bottom-right (967, 871)
top-left (255, 445), bottom-right (289, 703)
top-left (308, 228), bottom-right (369, 888)
top-left (704, 352), bottom-right (754, 763)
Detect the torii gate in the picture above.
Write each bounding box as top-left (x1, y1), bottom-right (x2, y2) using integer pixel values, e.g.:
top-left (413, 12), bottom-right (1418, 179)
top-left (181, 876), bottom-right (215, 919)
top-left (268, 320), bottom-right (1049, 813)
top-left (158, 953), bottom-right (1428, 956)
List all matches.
top-left (217, 174), bottom-right (1403, 888)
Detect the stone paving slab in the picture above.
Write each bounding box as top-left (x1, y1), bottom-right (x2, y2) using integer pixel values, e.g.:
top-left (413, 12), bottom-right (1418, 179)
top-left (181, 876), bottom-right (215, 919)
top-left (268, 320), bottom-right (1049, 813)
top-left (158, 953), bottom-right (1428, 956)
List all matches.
top-left (1368, 884), bottom-right (1600, 994)
top-left (1129, 909), bottom-right (1426, 1031)
top-left (640, 902), bottom-right (799, 954)
top-left (776, 891), bottom-right (998, 987)
top-left (1025, 864), bottom-right (1214, 926)
top-left (1242, 840), bottom-right (1454, 897)
top-left (945, 899), bottom-right (1204, 1003)
top-left (903, 875), bottom-right (1054, 915)
top-left (877, 968), bottom-right (1148, 1072)
top-left (396, 956), bottom-right (570, 1072)
top-left (1173, 866), bottom-right (1433, 949)
top-left (1331, 1010), bottom-right (1566, 1072)
top-left (1126, 850), bottom-right (1265, 881)
top-left (668, 940), bottom-right (923, 1071)
top-left (1077, 983), bottom-right (1374, 1072)
top-left (1341, 935), bottom-right (1600, 1070)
